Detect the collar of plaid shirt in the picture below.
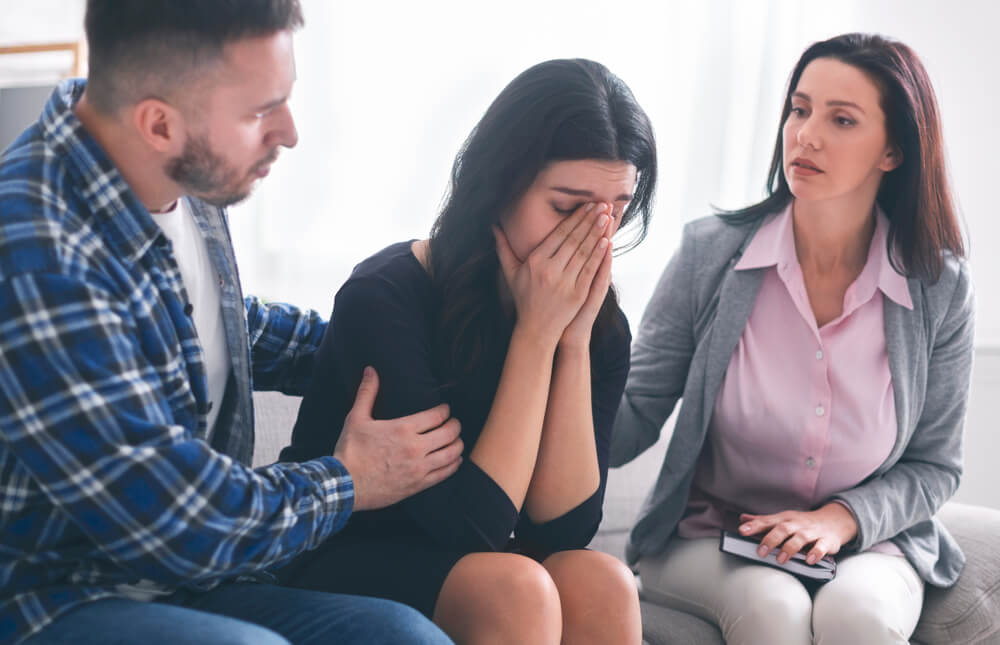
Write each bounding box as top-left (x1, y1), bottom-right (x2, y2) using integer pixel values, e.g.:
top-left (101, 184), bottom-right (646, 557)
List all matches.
top-left (38, 79), bottom-right (257, 462)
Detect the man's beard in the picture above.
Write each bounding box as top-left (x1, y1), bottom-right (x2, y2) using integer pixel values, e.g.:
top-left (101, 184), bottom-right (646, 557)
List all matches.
top-left (166, 135), bottom-right (273, 208)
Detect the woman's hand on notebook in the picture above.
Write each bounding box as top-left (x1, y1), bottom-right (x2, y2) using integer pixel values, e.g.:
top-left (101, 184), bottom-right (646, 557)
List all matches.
top-left (737, 503), bottom-right (859, 566)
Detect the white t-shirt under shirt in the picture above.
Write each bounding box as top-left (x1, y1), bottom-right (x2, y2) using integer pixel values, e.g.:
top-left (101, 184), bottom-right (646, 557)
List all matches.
top-left (151, 199), bottom-right (231, 438)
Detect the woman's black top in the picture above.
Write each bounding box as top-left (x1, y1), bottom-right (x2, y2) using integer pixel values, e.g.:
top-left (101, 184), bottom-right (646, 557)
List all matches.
top-left (276, 241), bottom-right (630, 615)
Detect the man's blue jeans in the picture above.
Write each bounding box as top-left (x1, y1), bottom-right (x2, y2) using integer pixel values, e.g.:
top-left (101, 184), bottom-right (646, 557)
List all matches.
top-left (24, 582), bottom-right (454, 644)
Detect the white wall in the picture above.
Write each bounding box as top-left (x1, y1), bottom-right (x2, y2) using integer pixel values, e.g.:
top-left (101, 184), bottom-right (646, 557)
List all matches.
top-left (957, 349), bottom-right (1000, 509)
top-left (835, 0), bottom-right (1000, 346)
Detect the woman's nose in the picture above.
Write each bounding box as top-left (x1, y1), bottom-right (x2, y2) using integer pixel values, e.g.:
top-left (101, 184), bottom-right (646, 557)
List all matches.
top-left (796, 117), bottom-right (821, 150)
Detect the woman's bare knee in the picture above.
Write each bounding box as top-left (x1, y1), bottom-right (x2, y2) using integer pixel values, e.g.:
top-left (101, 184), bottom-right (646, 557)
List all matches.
top-left (434, 552), bottom-right (561, 645)
top-left (544, 550), bottom-right (642, 645)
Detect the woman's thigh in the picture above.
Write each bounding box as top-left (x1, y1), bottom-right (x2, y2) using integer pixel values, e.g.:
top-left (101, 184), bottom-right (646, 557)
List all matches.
top-left (812, 552), bottom-right (923, 645)
top-left (639, 537), bottom-right (813, 645)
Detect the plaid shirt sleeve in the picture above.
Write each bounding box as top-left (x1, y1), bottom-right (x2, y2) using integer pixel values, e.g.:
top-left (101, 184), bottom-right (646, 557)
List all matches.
top-left (0, 270), bottom-right (353, 586)
top-left (245, 295), bottom-right (328, 396)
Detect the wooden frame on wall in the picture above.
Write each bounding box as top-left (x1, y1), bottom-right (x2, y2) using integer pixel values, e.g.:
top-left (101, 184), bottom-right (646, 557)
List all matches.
top-left (0, 41), bottom-right (86, 79)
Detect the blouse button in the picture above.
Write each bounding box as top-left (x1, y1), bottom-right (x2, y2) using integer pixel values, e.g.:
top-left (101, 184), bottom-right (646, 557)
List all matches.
top-left (806, 457), bottom-right (816, 468)
top-left (816, 349), bottom-right (824, 360)
top-left (815, 405), bottom-right (825, 416)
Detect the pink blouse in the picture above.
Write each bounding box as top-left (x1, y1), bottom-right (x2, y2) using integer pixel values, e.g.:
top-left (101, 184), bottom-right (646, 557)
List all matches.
top-left (678, 205), bottom-right (912, 555)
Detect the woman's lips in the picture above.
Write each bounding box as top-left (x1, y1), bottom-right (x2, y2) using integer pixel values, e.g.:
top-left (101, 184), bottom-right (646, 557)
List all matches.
top-left (790, 157), bottom-right (822, 176)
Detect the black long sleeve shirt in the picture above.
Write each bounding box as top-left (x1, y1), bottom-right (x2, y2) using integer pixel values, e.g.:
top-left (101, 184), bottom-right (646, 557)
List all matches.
top-left (280, 241), bottom-right (630, 555)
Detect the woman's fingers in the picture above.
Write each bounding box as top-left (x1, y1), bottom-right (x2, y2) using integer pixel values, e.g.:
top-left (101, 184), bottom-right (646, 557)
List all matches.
top-left (577, 239), bottom-right (612, 313)
top-left (776, 533), bottom-right (810, 564)
top-left (738, 513), bottom-right (765, 536)
top-left (555, 203), bottom-right (609, 272)
top-left (757, 522), bottom-right (793, 557)
top-left (805, 538), bottom-right (834, 565)
top-left (535, 202), bottom-right (595, 259)
top-left (565, 211), bottom-right (610, 280)
top-left (739, 510), bottom-right (844, 566)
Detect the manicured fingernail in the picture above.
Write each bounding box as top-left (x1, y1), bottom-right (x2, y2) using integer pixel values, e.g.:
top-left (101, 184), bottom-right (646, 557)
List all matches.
top-left (598, 238), bottom-right (609, 249)
top-left (596, 214), bottom-right (609, 228)
top-left (757, 545), bottom-right (768, 557)
top-left (777, 553), bottom-right (787, 564)
top-left (596, 203), bottom-right (609, 215)
top-left (807, 555), bottom-right (817, 565)
top-left (585, 203), bottom-right (596, 213)
top-left (740, 524), bottom-right (751, 533)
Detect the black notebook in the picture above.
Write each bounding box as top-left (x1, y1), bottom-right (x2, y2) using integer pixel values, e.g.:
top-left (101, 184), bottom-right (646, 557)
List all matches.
top-left (719, 531), bottom-right (836, 582)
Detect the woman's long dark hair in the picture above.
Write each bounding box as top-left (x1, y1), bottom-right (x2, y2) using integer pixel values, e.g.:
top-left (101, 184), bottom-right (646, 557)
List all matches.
top-left (428, 58), bottom-right (657, 378)
top-left (721, 33), bottom-right (964, 281)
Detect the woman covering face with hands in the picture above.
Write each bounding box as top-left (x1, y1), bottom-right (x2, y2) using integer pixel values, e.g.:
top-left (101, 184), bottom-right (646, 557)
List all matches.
top-left (611, 33), bottom-right (972, 645)
top-left (276, 58), bottom-right (656, 645)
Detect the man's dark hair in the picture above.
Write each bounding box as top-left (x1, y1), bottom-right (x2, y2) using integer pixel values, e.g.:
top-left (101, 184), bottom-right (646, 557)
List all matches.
top-left (84, 0), bottom-right (304, 114)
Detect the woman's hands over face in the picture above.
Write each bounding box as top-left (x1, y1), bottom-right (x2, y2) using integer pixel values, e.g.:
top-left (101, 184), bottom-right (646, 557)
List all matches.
top-left (738, 503), bottom-right (859, 565)
top-left (559, 206), bottom-right (614, 350)
top-left (493, 202), bottom-right (612, 347)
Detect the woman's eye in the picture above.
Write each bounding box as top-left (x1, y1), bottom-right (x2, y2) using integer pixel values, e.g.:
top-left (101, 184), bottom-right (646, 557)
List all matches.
top-left (835, 116), bottom-right (856, 127)
top-left (790, 106), bottom-right (807, 117)
top-left (553, 204), bottom-right (580, 215)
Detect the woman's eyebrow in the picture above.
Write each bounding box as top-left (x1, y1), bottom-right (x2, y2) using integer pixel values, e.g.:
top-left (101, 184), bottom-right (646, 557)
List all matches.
top-left (550, 186), bottom-right (633, 201)
top-left (792, 91), bottom-right (865, 114)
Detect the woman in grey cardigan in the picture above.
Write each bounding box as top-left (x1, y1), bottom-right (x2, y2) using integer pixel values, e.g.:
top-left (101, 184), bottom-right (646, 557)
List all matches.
top-left (612, 33), bottom-right (973, 644)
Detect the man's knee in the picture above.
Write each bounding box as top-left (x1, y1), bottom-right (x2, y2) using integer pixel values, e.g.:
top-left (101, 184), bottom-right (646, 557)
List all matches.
top-left (210, 622), bottom-right (291, 645)
top-left (364, 599), bottom-right (453, 644)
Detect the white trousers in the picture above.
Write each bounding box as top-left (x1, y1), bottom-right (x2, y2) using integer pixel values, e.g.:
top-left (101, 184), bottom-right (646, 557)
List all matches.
top-left (638, 537), bottom-right (924, 645)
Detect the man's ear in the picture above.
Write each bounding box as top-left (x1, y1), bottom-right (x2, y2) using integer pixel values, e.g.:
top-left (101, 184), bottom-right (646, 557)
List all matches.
top-left (879, 144), bottom-right (903, 172)
top-left (132, 98), bottom-right (185, 155)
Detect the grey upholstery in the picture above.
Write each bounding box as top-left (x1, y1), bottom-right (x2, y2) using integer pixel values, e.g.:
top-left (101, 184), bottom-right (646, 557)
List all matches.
top-left (252, 391), bottom-right (1000, 644)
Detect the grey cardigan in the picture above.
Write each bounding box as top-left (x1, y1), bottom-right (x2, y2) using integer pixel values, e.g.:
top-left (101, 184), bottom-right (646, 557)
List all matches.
top-left (610, 213), bottom-right (975, 587)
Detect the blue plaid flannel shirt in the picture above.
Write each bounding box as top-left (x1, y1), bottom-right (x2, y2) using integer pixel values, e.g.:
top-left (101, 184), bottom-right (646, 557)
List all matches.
top-left (0, 80), bottom-right (353, 644)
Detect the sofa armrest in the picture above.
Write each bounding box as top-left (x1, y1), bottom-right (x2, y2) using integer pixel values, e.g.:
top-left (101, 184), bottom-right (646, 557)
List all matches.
top-left (913, 502), bottom-right (1000, 645)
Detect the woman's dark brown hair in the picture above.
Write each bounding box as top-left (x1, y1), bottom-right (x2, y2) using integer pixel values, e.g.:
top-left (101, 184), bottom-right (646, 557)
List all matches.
top-left (428, 59), bottom-right (656, 378)
top-left (722, 32), bottom-right (964, 281)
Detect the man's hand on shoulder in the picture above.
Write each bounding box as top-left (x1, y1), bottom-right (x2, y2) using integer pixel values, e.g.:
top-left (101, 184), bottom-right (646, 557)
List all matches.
top-left (333, 367), bottom-right (463, 510)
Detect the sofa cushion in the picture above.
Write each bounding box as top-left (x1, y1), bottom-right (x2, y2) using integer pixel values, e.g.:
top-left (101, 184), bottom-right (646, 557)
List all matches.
top-left (913, 502), bottom-right (1000, 645)
top-left (640, 600), bottom-right (724, 645)
top-left (252, 391), bottom-right (301, 467)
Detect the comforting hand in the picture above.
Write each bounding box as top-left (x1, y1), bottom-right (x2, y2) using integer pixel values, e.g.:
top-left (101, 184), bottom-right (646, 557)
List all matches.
top-left (333, 367), bottom-right (464, 511)
top-left (493, 202), bottom-right (611, 347)
top-left (738, 503), bottom-right (859, 565)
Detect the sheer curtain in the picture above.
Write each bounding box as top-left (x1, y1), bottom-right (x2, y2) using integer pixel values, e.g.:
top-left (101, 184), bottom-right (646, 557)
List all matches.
top-left (226, 0), bottom-right (997, 342)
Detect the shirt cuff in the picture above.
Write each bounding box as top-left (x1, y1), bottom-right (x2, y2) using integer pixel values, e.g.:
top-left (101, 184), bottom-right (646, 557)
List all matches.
top-left (302, 456), bottom-right (355, 539)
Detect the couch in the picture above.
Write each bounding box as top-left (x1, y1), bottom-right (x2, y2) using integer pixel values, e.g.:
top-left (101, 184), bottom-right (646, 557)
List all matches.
top-left (253, 391), bottom-right (1000, 644)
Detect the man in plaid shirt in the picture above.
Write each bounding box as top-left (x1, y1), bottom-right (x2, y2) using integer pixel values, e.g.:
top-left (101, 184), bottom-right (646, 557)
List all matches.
top-left (0, 2), bottom-right (463, 644)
